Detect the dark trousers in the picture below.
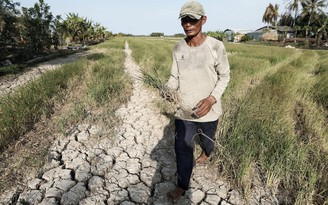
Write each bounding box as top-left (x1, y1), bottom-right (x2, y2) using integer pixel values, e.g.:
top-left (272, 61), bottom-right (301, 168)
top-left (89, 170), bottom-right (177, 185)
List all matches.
top-left (174, 119), bottom-right (218, 190)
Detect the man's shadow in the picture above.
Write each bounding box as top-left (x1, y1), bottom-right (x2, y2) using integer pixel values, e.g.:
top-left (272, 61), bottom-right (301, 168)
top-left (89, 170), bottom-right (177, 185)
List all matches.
top-left (147, 114), bottom-right (192, 205)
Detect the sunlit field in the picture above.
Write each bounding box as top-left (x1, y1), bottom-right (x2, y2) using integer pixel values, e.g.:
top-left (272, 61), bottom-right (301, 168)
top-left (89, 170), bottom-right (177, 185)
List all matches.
top-left (0, 37), bottom-right (134, 191)
top-left (0, 38), bottom-right (130, 153)
top-left (0, 36), bottom-right (327, 204)
top-left (128, 37), bottom-right (328, 205)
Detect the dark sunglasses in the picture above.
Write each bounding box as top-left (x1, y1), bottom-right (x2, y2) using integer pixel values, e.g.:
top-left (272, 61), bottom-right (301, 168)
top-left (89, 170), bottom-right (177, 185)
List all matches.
top-left (181, 16), bottom-right (203, 24)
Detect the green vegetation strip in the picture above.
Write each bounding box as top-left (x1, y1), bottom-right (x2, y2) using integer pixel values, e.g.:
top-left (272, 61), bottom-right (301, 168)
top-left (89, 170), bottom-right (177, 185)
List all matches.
top-left (128, 37), bottom-right (176, 88)
top-left (128, 37), bottom-right (328, 205)
top-left (0, 37), bottom-right (132, 151)
top-left (312, 50), bottom-right (328, 110)
top-left (0, 60), bottom-right (86, 150)
top-left (86, 40), bottom-right (131, 105)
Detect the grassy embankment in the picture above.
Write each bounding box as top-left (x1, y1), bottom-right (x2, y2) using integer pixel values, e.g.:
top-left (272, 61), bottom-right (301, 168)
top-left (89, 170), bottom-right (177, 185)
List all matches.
top-left (0, 38), bottom-right (132, 191)
top-left (0, 38), bottom-right (133, 149)
top-left (128, 37), bottom-right (328, 205)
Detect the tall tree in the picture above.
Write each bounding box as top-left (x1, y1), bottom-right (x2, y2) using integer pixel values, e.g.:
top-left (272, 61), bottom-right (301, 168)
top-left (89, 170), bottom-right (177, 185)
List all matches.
top-left (279, 11), bottom-right (294, 26)
top-left (288, 0), bottom-right (302, 27)
top-left (313, 12), bottom-right (328, 44)
top-left (21, 0), bottom-right (56, 53)
top-left (82, 19), bottom-right (94, 44)
top-left (59, 14), bottom-right (109, 45)
top-left (61, 13), bottom-right (87, 44)
top-left (262, 3), bottom-right (280, 27)
top-left (272, 4), bottom-right (280, 27)
top-left (0, 0), bottom-right (20, 49)
top-left (51, 15), bottom-right (62, 49)
top-left (300, 0), bottom-right (327, 37)
top-left (94, 23), bottom-right (107, 42)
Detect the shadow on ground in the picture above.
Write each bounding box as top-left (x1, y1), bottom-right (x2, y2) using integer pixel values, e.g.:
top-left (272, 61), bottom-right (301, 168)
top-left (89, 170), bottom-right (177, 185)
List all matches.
top-left (148, 117), bottom-right (192, 205)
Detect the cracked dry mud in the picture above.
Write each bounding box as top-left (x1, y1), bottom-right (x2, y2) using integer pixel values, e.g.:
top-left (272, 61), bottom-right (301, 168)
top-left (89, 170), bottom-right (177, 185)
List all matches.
top-left (0, 42), bottom-right (271, 205)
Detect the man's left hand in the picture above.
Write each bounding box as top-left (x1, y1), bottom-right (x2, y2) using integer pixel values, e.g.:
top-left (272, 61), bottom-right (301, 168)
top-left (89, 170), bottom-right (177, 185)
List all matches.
top-left (193, 96), bottom-right (216, 118)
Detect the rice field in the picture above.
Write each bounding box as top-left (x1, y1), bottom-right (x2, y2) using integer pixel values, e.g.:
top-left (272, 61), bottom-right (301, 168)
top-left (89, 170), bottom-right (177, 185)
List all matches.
top-left (0, 36), bottom-right (326, 204)
top-left (128, 37), bottom-right (328, 205)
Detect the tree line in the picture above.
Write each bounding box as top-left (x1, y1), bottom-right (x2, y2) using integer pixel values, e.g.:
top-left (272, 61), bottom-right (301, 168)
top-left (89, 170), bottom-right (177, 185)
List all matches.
top-left (263, 0), bottom-right (328, 45)
top-left (0, 0), bottom-right (113, 64)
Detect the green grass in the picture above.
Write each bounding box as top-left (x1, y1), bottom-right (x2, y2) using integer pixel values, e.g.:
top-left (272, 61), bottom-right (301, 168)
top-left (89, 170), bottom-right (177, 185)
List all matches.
top-left (1, 36), bottom-right (326, 204)
top-left (0, 60), bottom-right (87, 150)
top-left (128, 37), bottom-right (177, 85)
top-left (0, 64), bottom-right (25, 75)
top-left (219, 47), bottom-right (327, 205)
top-left (220, 60), bottom-right (327, 203)
top-left (86, 47), bottom-right (130, 105)
top-left (127, 37), bottom-right (328, 205)
top-left (312, 50), bottom-right (328, 110)
top-left (0, 37), bottom-right (132, 151)
top-left (225, 43), bottom-right (293, 65)
top-left (0, 37), bottom-right (133, 194)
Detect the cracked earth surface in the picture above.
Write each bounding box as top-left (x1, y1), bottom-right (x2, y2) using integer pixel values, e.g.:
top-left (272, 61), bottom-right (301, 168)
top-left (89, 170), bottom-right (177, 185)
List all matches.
top-left (0, 42), bottom-right (275, 205)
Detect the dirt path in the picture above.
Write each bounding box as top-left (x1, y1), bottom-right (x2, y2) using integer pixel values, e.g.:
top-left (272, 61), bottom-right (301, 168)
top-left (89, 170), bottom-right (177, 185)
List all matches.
top-left (0, 42), bottom-right (275, 205)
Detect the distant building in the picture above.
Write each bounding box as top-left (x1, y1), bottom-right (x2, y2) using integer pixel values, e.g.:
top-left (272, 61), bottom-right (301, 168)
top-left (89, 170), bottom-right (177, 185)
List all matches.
top-left (246, 30), bottom-right (263, 41)
top-left (224, 29), bottom-right (253, 42)
top-left (246, 26), bottom-right (274, 41)
top-left (224, 26), bottom-right (295, 42)
top-left (257, 26), bottom-right (295, 41)
top-left (256, 26), bottom-right (278, 41)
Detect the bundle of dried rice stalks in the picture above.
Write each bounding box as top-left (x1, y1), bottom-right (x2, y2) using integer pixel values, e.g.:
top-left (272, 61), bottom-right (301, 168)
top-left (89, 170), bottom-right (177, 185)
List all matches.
top-left (138, 67), bottom-right (195, 119)
top-left (138, 67), bottom-right (179, 107)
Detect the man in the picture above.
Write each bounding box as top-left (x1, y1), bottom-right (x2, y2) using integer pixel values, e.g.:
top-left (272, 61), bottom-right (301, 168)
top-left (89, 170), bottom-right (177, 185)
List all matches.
top-left (165, 1), bottom-right (230, 200)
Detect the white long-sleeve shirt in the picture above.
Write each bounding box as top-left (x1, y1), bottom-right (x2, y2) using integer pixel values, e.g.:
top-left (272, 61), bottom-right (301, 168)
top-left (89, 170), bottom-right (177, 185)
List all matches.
top-left (166, 36), bottom-right (230, 122)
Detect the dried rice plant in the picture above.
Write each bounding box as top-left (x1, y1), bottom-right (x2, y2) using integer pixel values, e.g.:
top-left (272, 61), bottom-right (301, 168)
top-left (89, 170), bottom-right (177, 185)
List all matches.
top-left (138, 67), bottom-right (195, 118)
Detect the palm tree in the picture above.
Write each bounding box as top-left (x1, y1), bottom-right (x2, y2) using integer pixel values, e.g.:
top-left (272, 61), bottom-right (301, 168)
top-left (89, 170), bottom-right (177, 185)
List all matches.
top-left (262, 3), bottom-right (280, 27)
top-left (272, 4), bottom-right (280, 27)
top-left (60, 13), bottom-right (111, 46)
top-left (300, 0), bottom-right (327, 38)
top-left (83, 19), bottom-right (94, 44)
top-left (94, 24), bottom-right (107, 42)
top-left (77, 17), bottom-right (90, 44)
top-left (60, 13), bottom-right (86, 44)
top-left (263, 3), bottom-right (274, 27)
top-left (279, 11), bottom-right (294, 26)
top-left (314, 13), bottom-right (328, 45)
top-left (287, 0), bottom-right (302, 27)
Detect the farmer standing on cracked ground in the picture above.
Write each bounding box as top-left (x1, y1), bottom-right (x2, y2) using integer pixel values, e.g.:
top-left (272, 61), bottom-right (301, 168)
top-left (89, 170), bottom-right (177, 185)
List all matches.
top-left (164, 1), bottom-right (230, 200)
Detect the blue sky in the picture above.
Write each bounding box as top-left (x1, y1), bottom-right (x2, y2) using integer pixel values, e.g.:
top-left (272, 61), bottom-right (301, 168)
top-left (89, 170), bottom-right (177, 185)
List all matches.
top-left (18, 0), bottom-right (286, 35)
